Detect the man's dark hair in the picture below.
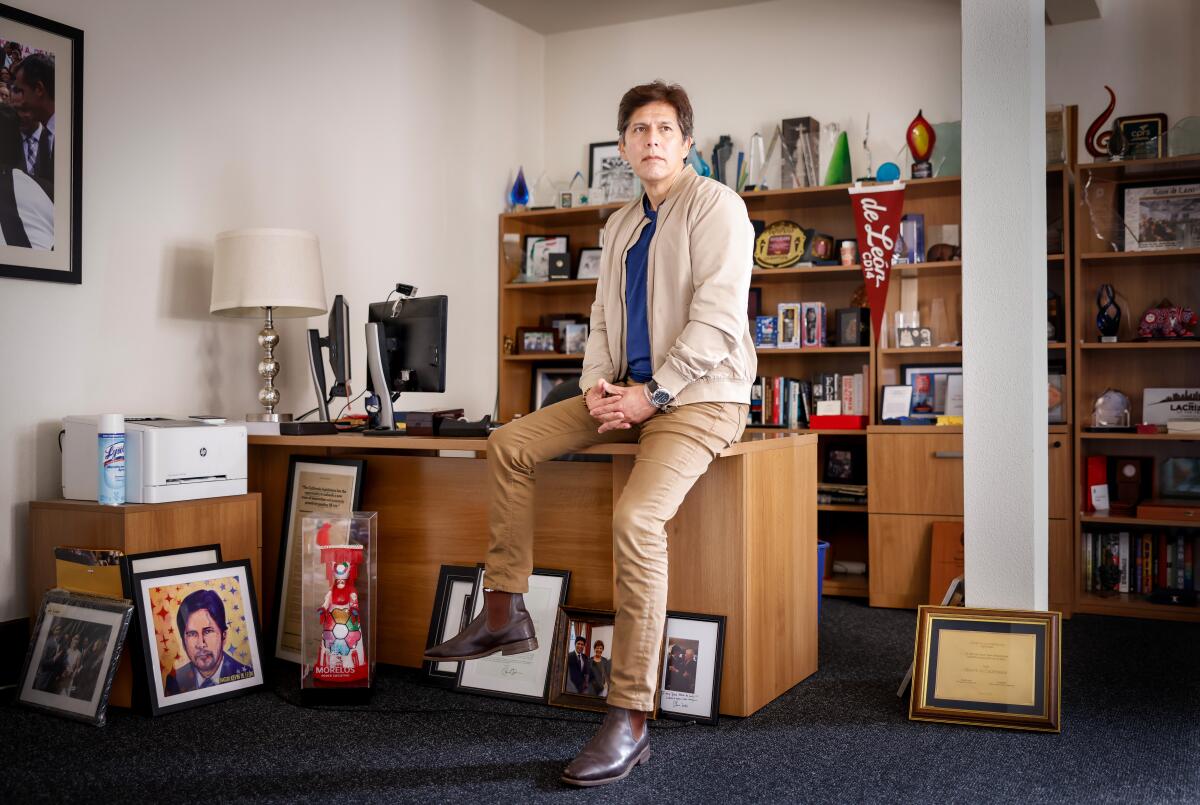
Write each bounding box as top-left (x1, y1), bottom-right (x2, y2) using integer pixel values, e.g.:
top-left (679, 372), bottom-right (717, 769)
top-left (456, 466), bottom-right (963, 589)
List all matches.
top-left (617, 80), bottom-right (693, 142)
top-left (14, 53), bottom-right (53, 99)
top-left (176, 589), bottom-right (227, 638)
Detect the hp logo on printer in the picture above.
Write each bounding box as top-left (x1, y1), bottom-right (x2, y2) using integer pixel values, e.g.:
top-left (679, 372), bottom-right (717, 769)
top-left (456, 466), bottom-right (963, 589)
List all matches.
top-left (199, 447), bottom-right (207, 457)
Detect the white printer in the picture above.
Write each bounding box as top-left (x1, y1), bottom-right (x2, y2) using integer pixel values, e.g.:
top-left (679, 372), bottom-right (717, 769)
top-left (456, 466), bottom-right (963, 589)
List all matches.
top-left (62, 416), bottom-right (248, 503)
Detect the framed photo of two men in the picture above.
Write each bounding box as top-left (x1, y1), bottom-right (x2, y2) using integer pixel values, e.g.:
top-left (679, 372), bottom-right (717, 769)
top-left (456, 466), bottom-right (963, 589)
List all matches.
top-left (0, 4), bottom-right (82, 284)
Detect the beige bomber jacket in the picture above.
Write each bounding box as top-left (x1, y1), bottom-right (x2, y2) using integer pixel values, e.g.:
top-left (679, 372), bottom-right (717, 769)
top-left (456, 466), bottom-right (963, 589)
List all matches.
top-left (579, 165), bottom-right (757, 406)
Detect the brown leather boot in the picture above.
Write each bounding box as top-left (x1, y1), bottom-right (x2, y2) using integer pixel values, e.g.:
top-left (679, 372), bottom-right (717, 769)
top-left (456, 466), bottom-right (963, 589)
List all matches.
top-left (422, 590), bottom-right (537, 661)
top-left (560, 706), bottom-right (650, 787)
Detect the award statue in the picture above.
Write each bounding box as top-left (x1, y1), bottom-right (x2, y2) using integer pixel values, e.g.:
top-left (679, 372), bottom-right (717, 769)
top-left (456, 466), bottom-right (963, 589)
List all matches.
top-left (906, 110), bottom-right (936, 179)
top-left (314, 520), bottom-right (368, 684)
top-left (1095, 284), bottom-right (1121, 343)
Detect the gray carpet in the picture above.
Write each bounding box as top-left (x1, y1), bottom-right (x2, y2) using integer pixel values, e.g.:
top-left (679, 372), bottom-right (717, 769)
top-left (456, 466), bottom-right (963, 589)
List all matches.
top-left (3, 598), bottom-right (1198, 803)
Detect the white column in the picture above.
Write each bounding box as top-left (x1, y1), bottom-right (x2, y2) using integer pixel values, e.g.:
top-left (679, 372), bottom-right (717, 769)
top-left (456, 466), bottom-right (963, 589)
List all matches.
top-left (961, 0), bottom-right (1048, 610)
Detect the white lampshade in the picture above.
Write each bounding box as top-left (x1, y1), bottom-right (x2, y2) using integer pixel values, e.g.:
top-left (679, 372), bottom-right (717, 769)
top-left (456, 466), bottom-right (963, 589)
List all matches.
top-left (210, 228), bottom-right (327, 318)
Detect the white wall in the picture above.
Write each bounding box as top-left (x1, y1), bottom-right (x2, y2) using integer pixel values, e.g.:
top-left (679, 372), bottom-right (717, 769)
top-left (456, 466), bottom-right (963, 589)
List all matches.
top-left (0, 0), bottom-right (543, 621)
top-left (543, 0), bottom-right (964, 191)
top-left (1047, 0), bottom-right (1200, 159)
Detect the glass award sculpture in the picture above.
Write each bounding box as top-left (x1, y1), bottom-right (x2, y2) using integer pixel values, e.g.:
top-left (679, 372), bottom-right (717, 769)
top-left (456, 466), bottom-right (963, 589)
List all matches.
top-left (508, 167), bottom-right (530, 211)
top-left (1095, 283), bottom-right (1121, 342)
top-left (1167, 116), bottom-right (1200, 157)
top-left (746, 132), bottom-right (766, 190)
top-left (711, 135), bottom-right (733, 187)
top-left (931, 121), bottom-right (961, 177)
top-left (907, 110), bottom-right (936, 178)
top-left (823, 130), bottom-right (851, 185)
top-left (1091, 388), bottom-right (1131, 429)
top-left (301, 512), bottom-right (378, 701)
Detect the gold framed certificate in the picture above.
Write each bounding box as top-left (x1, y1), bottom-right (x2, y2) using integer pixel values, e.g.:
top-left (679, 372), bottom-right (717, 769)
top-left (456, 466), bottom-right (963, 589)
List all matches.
top-left (910, 606), bottom-right (1061, 732)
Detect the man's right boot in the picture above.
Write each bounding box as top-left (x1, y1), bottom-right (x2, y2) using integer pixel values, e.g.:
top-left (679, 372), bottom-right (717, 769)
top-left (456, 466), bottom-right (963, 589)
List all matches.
top-left (422, 590), bottom-right (537, 661)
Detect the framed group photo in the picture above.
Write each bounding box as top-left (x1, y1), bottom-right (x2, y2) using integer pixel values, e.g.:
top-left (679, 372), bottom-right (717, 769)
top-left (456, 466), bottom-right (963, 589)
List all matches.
top-left (131, 559), bottom-right (264, 716)
top-left (658, 611), bottom-right (725, 725)
top-left (18, 589), bottom-right (133, 726)
top-left (548, 607), bottom-right (616, 714)
top-left (0, 4), bottom-right (83, 284)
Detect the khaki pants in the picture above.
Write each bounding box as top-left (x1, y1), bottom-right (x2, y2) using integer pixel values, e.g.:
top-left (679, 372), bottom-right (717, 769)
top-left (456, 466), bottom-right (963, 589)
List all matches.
top-left (484, 392), bottom-right (747, 712)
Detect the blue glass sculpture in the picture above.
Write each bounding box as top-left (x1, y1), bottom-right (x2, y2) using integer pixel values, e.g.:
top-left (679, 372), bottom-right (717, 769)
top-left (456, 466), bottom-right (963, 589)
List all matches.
top-left (686, 145), bottom-right (711, 177)
top-left (509, 167), bottom-right (530, 210)
top-left (876, 162), bottom-right (901, 182)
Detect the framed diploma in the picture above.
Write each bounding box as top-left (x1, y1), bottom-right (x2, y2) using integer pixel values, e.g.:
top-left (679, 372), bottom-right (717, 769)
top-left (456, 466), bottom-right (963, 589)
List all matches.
top-left (910, 606), bottom-right (1061, 732)
top-left (272, 457), bottom-right (366, 663)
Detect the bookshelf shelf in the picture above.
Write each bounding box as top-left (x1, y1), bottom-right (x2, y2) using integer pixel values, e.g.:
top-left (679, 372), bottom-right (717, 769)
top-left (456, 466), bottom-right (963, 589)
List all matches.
top-left (757, 346), bottom-right (871, 355)
top-left (1079, 432), bottom-right (1200, 441)
top-left (751, 265), bottom-right (860, 281)
top-left (1081, 513), bottom-right (1200, 528)
top-left (503, 279), bottom-right (597, 292)
top-left (1079, 247), bottom-right (1200, 263)
top-left (1075, 592), bottom-right (1199, 623)
top-left (502, 353), bottom-right (584, 362)
top-left (1078, 340), bottom-right (1200, 350)
top-left (878, 346), bottom-right (963, 356)
top-left (818, 504), bottom-right (868, 513)
top-left (822, 573), bottom-right (869, 598)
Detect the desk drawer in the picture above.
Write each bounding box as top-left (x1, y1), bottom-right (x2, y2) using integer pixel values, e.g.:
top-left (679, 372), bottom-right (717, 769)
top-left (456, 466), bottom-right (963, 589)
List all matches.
top-left (869, 433), bottom-right (964, 516)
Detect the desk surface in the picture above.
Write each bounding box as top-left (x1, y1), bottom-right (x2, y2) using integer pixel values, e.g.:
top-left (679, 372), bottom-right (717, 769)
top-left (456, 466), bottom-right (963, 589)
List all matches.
top-left (248, 431), bottom-right (815, 456)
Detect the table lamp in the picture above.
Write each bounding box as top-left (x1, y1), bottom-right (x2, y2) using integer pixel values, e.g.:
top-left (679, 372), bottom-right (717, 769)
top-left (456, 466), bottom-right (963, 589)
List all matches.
top-left (210, 228), bottom-right (327, 422)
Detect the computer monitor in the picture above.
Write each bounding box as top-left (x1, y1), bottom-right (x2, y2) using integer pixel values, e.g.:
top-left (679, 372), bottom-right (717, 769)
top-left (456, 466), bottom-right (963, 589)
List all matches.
top-left (365, 295), bottom-right (448, 429)
top-left (305, 294), bottom-right (351, 422)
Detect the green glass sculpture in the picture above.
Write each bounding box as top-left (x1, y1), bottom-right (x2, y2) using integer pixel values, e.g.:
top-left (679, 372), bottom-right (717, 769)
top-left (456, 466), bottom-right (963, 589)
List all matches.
top-left (823, 131), bottom-right (852, 185)
top-left (931, 121), bottom-right (961, 177)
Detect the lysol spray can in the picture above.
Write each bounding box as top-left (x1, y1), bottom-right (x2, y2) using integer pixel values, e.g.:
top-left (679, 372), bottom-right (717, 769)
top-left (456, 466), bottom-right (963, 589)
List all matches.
top-left (98, 414), bottom-right (125, 505)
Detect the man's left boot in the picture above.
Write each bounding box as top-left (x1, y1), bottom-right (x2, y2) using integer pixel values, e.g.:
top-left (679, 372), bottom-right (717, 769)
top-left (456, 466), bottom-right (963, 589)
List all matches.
top-left (560, 706), bottom-right (650, 787)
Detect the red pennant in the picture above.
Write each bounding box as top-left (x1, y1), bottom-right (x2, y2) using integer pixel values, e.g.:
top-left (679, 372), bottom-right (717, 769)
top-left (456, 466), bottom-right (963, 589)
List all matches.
top-left (848, 182), bottom-right (906, 343)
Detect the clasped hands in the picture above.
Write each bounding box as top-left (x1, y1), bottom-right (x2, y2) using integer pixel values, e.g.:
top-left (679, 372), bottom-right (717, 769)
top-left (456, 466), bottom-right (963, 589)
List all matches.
top-left (586, 379), bottom-right (657, 433)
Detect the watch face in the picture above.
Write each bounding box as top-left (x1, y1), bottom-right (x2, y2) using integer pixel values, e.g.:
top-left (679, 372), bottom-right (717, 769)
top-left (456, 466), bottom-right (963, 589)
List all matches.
top-left (652, 389), bottom-right (671, 406)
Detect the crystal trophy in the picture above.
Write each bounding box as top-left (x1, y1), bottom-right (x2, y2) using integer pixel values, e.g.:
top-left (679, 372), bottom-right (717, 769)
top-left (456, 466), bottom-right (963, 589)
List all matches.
top-left (508, 167), bottom-right (530, 211)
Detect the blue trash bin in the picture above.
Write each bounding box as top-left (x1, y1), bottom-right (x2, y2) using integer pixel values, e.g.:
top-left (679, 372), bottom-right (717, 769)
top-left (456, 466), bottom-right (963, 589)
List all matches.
top-left (816, 540), bottom-right (830, 619)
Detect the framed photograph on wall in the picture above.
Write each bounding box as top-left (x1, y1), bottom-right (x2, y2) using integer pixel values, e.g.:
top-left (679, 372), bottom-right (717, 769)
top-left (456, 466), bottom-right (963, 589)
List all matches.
top-left (576, 247), bottom-right (602, 280)
top-left (456, 566), bottom-right (570, 704)
top-left (273, 457), bottom-right (365, 663)
top-left (423, 565), bottom-right (478, 687)
top-left (548, 606), bottom-right (617, 714)
top-left (589, 141), bottom-right (638, 203)
top-left (659, 611), bottom-right (725, 725)
top-left (131, 560), bottom-right (264, 716)
top-left (523, 235), bottom-right (568, 282)
top-left (0, 5), bottom-right (83, 284)
top-left (18, 589), bottom-right (133, 726)
top-left (1121, 181), bottom-right (1200, 251)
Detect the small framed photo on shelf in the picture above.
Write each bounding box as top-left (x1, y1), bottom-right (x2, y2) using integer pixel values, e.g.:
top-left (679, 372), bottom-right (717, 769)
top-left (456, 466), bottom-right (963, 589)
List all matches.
top-left (517, 327), bottom-right (560, 354)
top-left (901, 364), bottom-right (962, 418)
top-left (423, 565), bottom-right (479, 687)
top-left (836, 308), bottom-right (869, 346)
top-left (456, 566), bottom-right (570, 704)
top-left (576, 248), bottom-right (603, 280)
top-left (909, 606), bottom-right (1061, 733)
top-left (533, 367), bottom-right (583, 410)
top-left (881, 385), bottom-right (914, 421)
top-left (755, 315), bottom-right (778, 348)
top-left (548, 606), bottom-right (617, 714)
top-left (131, 559), bottom-right (264, 716)
top-left (658, 611), bottom-right (725, 725)
top-left (1121, 181), bottom-right (1200, 251)
top-left (522, 235), bottom-right (569, 282)
top-left (19, 590), bottom-right (134, 726)
top-left (896, 326), bottom-right (933, 348)
top-left (589, 141), bottom-right (638, 202)
top-left (563, 322), bottom-right (589, 355)
top-left (1047, 374), bottom-right (1065, 424)
top-left (823, 441), bottom-right (866, 485)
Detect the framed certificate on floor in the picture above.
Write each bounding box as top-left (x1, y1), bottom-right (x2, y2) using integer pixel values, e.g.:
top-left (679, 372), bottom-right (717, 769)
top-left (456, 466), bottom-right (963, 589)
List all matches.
top-left (909, 606), bottom-right (1061, 733)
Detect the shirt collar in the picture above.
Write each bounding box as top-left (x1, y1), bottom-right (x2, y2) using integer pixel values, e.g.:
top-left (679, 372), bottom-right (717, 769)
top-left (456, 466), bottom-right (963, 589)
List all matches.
top-left (641, 192), bottom-right (657, 221)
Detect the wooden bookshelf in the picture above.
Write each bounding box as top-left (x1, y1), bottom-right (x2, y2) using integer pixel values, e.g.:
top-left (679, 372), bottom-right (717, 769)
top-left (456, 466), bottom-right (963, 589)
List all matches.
top-left (1071, 148), bottom-right (1200, 623)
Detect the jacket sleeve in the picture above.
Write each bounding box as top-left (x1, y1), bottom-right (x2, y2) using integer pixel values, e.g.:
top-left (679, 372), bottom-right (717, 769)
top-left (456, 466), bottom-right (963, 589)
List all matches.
top-left (579, 224), bottom-right (618, 394)
top-left (653, 190), bottom-right (753, 395)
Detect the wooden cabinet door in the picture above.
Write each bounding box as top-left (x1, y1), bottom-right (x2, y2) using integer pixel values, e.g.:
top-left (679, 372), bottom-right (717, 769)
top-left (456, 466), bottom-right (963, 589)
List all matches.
top-left (868, 434), bottom-right (964, 516)
top-left (869, 513), bottom-right (960, 609)
top-left (1048, 518), bottom-right (1074, 616)
top-left (1047, 435), bottom-right (1071, 521)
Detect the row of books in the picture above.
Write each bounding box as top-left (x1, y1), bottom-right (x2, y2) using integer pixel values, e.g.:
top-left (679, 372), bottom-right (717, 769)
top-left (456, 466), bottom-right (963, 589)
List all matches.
top-left (818, 483), bottom-right (867, 506)
top-left (750, 370), bottom-right (868, 427)
top-left (1083, 529), bottom-right (1199, 594)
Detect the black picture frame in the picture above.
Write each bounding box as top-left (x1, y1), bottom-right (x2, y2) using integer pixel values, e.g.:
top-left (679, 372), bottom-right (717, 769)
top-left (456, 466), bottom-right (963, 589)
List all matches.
top-left (900, 363), bottom-right (963, 418)
top-left (423, 564), bottom-right (479, 687)
top-left (589, 140), bottom-right (637, 202)
top-left (130, 559), bottom-right (264, 716)
top-left (659, 611), bottom-right (726, 725)
top-left (533, 367), bottom-right (583, 411)
top-left (120, 544), bottom-right (224, 599)
top-left (523, 234), bottom-right (569, 282)
top-left (455, 565), bottom-right (570, 704)
top-left (273, 457), bottom-right (366, 663)
top-left (18, 589), bottom-right (133, 726)
top-left (547, 606), bottom-right (619, 714)
top-left (0, 4), bottom-right (83, 284)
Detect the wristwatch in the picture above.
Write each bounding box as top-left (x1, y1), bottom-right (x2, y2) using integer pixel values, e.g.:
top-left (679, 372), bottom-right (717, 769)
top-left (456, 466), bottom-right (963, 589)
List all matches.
top-left (645, 379), bottom-right (675, 411)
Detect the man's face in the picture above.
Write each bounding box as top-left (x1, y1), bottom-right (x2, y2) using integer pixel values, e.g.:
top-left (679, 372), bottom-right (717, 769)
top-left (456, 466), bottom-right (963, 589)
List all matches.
top-left (183, 608), bottom-right (225, 677)
top-left (575, 639), bottom-right (585, 655)
top-left (0, 85), bottom-right (10, 105)
top-left (10, 67), bottom-right (49, 128)
top-left (619, 100), bottom-right (692, 186)
top-left (684, 649), bottom-right (695, 662)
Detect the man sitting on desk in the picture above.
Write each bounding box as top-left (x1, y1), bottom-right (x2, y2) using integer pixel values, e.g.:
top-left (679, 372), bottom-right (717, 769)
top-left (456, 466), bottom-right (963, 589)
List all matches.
top-left (165, 589), bottom-right (252, 694)
top-left (425, 79), bottom-right (754, 787)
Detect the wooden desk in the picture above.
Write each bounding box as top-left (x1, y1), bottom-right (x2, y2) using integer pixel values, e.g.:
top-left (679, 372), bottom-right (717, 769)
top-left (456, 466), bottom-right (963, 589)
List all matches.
top-left (249, 432), bottom-right (817, 717)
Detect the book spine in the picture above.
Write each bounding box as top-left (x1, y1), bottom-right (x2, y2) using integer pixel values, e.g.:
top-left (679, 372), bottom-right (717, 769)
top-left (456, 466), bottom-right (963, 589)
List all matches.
top-left (1084, 531), bottom-right (1092, 592)
top-left (799, 381), bottom-right (813, 428)
top-left (1178, 536), bottom-right (1186, 589)
top-left (1119, 532), bottom-right (1129, 593)
top-left (841, 375), bottom-right (854, 416)
top-left (1159, 533), bottom-right (1168, 589)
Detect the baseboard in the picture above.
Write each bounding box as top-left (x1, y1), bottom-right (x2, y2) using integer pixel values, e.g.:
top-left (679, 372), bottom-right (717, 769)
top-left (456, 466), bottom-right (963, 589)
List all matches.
top-left (1, 617), bottom-right (31, 686)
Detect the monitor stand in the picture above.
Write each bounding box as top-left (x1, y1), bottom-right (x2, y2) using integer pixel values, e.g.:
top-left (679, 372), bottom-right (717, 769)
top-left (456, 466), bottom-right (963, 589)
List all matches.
top-left (364, 321), bottom-right (409, 434)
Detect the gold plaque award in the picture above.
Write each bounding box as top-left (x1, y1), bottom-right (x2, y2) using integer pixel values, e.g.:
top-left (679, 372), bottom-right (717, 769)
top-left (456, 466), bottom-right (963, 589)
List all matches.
top-left (909, 606), bottom-right (1061, 733)
top-left (754, 220), bottom-right (807, 269)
